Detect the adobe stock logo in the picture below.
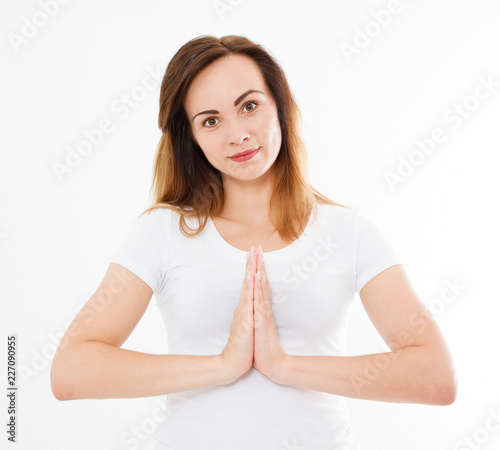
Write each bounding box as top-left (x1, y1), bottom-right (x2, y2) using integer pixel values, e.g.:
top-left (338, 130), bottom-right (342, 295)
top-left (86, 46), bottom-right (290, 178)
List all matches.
top-left (384, 73), bottom-right (500, 190)
top-left (351, 276), bottom-right (466, 396)
top-left (339, 0), bottom-right (403, 64)
top-left (213, 0), bottom-right (245, 21)
top-left (272, 234), bottom-right (340, 305)
top-left (7, 0), bottom-right (73, 53)
top-left (50, 61), bottom-right (164, 182)
top-left (453, 405), bottom-right (500, 450)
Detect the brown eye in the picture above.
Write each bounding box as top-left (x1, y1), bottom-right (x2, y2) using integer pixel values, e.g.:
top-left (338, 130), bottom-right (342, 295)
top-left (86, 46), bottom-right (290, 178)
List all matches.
top-left (244, 101), bottom-right (258, 112)
top-left (202, 117), bottom-right (220, 128)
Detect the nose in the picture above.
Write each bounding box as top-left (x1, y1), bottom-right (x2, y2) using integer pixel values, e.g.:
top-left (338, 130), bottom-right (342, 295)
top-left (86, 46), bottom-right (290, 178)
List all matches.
top-left (227, 117), bottom-right (251, 146)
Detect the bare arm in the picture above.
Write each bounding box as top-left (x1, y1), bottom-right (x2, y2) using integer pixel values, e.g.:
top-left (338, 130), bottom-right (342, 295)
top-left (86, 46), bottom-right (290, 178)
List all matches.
top-left (53, 341), bottom-right (227, 400)
top-left (269, 265), bottom-right (457, 405)
top-left (50, 263), bottom-right (232, 401)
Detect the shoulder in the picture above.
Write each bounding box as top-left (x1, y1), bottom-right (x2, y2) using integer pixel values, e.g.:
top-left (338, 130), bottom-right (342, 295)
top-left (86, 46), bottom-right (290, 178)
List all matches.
top-left (314, 204), bottom-right (383, 244)
top-left (314, 202), bottom-right (358, 224)
top-left (137, 206), bottom-right (182, 222)
top-left (128, 206), bottom-right (180, 235)
top-left (134, 205), bottom-right (207, 236)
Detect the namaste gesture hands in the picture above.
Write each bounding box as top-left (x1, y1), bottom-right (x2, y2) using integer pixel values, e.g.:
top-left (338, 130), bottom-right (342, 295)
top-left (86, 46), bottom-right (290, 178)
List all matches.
top-left (221, 245), bottom-right (287, 382)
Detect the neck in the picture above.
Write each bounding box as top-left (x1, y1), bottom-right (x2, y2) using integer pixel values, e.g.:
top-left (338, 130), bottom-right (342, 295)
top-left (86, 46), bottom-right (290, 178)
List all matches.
top-left (218, 169), bottom-right (275, 225)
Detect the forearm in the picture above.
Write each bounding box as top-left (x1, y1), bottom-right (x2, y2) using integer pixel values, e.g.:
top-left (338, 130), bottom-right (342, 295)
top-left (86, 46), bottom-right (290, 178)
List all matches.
top-left (272, 346), bottom-right (456, 405)
top-left (51, 341), bottom-right (230, 400)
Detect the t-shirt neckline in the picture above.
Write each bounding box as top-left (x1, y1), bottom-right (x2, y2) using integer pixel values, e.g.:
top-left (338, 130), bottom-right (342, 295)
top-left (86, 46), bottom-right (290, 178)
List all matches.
top-left (207, 207), bottom-right (318, 262)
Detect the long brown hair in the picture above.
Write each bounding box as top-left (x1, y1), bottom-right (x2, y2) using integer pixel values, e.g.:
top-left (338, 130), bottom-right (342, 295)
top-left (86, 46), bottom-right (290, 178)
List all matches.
top-left (139, 34), bottom-right (349, 243)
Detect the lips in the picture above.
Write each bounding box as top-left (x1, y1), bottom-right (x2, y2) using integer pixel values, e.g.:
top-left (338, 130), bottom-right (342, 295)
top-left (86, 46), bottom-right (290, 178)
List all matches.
top-left (229, 147), bottom-right (260, 159)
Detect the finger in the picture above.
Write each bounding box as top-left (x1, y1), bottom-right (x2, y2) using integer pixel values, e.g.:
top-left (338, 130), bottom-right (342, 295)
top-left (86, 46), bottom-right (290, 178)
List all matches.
top-left (246, 272), bottom-right (255, 317)
top-left (253, 273), bottom-right (265, 327)
top-left (242, 266), bottom-right (248, 289)
top-left (246, 270), bottom-right (253, 298)
top-left (252, 246), bottom-right (258, 274)
top-left (240, 272), bottom-right (254, 337)
top-left (253, 272), bottom-right (262, 304)
top-left (255, 250), bottom-right (268, 301)
top-left (258, 251), bottom-right (267, 285)
top-left (243, 248), bottom-right (253, 287)
top-left (255, 271), bottom-right (264, 307)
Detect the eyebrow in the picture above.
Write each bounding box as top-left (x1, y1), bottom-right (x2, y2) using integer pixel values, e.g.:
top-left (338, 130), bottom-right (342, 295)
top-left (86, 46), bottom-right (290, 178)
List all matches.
top-left (191, 89), bottom-right (264, 122)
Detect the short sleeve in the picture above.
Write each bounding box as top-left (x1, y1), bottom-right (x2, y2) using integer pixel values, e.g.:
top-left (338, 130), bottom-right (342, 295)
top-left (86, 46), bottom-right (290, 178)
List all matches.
top-left (109, 209), bottom-right (170, 294)
top-left (354, 208), bottom-right (403, 295)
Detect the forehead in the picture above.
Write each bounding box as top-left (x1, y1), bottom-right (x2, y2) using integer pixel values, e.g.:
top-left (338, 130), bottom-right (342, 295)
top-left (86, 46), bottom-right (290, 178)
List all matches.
top-left (184, 54), bottom-right (268, 112)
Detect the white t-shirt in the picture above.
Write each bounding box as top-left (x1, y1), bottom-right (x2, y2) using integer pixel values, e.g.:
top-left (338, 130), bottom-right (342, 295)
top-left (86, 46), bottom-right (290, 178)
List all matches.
top-left (110, 203), bottom-right (403, 450)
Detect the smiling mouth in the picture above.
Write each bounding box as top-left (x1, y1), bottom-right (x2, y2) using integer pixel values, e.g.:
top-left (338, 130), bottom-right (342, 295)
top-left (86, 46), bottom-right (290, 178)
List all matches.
top-left (229, 147), bottom-right (260, 159)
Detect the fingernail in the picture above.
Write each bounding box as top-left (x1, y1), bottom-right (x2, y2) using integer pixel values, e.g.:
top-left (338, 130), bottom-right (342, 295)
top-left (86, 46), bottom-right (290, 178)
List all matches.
top-left (257, 270), bottom-right (261, 282)
top-left (246, 252), bottom-right (250, 263)
top-left (258, 244), bottom-right (263, 254)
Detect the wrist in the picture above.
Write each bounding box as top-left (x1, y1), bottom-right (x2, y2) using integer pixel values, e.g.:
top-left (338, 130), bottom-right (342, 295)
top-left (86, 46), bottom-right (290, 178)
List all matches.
top-left (216, 353), bottom-right (244, 385)
top-left (268, 353), bottom-right (290, 385)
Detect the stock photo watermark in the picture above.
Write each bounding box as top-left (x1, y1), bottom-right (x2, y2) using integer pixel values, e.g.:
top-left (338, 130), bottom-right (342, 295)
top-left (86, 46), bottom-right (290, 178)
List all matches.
top-left (350, 276), bottom-right (466, 395)
top-left (7, 335), bottom-right (18, 443)
top-left (7, 0), bottom-right (73, 53)
top-left (18, 265), bottom-right (135, 386)
top-left (426, 276), bottom-right (466, 318)
top-left (282, 418), bottom-right (346, 450)
top-left (339, 0), bottom-right (403, 64)
top-left (282, 438), bottom-right (306, 450)
top-left (50, 61), bottom-right (165, 183)
top-left (232, 233), bottom-right (341, 342)
top-left (453, 405), bottom-right (500, 450)
top-left (120, 397), bottom-right (184, 450)
top-left (275, 234), bottom-right (341, 304)
top-left (384, 73), bottom-right (500, 190)
top-left (212, 0), bottom-right (245, 21)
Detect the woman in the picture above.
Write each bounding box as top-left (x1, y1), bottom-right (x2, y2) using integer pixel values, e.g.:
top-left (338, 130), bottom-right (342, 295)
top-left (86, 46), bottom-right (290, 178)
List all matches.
top-left (50, 35), bottom-right (457, 449)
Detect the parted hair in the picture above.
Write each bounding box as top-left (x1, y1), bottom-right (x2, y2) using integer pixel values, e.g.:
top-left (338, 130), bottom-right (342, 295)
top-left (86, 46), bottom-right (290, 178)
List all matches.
top-left (139, 34), bottom-right (349, 243)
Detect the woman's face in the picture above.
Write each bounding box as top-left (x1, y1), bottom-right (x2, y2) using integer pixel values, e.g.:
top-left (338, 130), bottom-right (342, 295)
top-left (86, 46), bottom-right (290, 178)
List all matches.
top-left (183, 54), bottom-right (282, 183)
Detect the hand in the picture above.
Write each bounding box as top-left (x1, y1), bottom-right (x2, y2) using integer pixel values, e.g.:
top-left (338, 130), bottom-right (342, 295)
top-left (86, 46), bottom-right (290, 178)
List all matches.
top-left (220, 245), bottom-right (256, 383)
top-left (252, 245), bottom-right (287, 380)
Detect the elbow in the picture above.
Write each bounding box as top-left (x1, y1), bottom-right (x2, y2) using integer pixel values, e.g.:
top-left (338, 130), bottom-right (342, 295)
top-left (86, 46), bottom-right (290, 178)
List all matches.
top-left (420, 345), bottom-right (458, 406)
top-left (413, 347), bottom-right (458, 405)
top-left (438, 375), bottom-right (458, 406)
top-left (51, 385), bottom-right (69, 402)
top-left (50, 368), bottom-right (67, 401)
top-left (50, 357), bottom-right (73, 401)
top-left (430, 364), bottom-right (458, 406)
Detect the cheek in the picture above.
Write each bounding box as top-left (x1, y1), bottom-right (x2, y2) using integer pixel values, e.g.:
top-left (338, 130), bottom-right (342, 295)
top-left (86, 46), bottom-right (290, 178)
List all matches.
top-left (196, 134), bottom-right (219, 157)
top-left (257, 111), bottom-right (281, 149)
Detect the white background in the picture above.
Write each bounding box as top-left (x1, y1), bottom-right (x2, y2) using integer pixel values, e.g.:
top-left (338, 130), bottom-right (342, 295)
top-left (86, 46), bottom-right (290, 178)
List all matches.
top-left (1, 1), bottom-right (500, 449)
